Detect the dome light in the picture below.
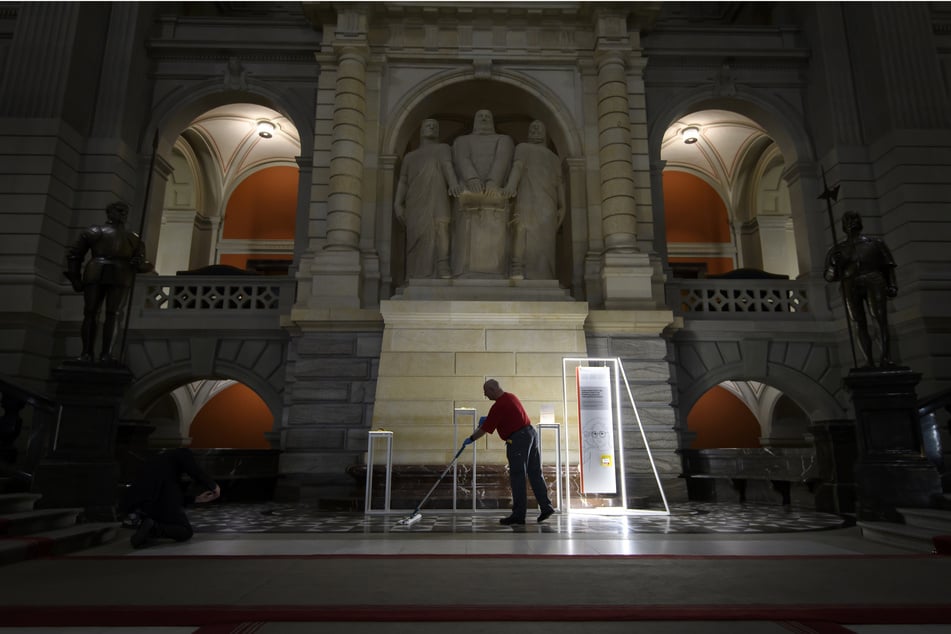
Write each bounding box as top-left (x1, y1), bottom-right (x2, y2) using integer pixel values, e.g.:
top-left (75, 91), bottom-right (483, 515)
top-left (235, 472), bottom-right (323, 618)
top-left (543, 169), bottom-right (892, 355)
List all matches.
top-left (256, 121), bottom-right (275, 139)
top-left (682, 126), bottom-right (700, 144)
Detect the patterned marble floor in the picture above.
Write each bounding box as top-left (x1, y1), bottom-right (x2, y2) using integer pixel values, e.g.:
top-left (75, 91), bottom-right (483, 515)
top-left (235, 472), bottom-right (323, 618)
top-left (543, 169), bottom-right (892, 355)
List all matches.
top-left (187, 501), bottom-right (848, 535)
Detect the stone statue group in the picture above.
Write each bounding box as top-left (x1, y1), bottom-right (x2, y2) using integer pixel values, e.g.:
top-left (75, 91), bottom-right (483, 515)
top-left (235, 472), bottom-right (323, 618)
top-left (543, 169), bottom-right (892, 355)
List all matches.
top-left (394, 109), bottom-right (565, 281)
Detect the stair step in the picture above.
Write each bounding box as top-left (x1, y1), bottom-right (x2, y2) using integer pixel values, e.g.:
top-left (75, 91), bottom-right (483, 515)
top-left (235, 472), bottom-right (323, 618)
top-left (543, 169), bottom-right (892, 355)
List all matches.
top-left (0, 508), bottom-right (81, 536)
top-left (858, 520), bottom-right (939, 554)
top-left (0, 522), bottom-right (120, 566)
top-left (0, 492), bottom-right (42, 514)
top-left (898, 507), bottom-right (951, 533)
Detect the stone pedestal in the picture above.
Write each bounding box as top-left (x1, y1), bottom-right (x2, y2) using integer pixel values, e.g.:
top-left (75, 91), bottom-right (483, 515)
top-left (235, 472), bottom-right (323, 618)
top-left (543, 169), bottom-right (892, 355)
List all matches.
top-left (372, 297), bottom-right (589, 466)
top-left (452, 192), bottom-right (510, 278)
top-left (31, 362), bottom-right (132, 521)
top-left (845, 367), bottom-right (942, 521)
top-left (808, 419), bottom-right (858, 514)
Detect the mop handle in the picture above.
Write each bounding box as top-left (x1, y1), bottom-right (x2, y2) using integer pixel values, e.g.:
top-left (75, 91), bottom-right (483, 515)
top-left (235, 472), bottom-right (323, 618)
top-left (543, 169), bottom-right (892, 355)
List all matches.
top-left (413, 443), bottom-right (468, 513)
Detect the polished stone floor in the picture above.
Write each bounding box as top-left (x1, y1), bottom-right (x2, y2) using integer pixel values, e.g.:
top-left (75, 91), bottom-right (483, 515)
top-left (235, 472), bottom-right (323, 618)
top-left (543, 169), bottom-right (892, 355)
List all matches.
top-left (186, 501), bottom-right (848, 535)
top-left (3, 500), bottom-right (950, 634)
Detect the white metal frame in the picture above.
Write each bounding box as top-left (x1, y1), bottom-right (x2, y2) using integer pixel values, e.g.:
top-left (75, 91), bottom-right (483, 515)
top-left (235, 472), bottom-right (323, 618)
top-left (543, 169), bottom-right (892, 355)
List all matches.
top-left (452, 407), bottom-right (481, 512)
top-left (561, 357), bottom-right (670, 516)
top-left (364, 430), bottom-right (394, 514)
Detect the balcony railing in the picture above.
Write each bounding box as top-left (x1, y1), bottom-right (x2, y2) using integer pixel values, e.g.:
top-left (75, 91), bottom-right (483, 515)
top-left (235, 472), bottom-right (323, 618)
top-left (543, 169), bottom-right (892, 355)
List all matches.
top-left (666, 279), bottom-right (812, 319)
top-left (130, 275), bottom-right (296, 329)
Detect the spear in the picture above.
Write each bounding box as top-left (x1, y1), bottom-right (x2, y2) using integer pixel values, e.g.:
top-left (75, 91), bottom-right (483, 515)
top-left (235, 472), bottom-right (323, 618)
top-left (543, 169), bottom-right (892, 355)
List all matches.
top-left (118, 129), bottom-right (160, 365)
top-left (818, 165), bottom-right (858, 369)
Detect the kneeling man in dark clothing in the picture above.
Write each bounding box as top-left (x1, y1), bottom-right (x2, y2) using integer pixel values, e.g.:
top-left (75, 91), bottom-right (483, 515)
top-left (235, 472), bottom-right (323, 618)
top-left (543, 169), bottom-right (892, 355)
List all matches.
top-left (121, 447), bottom-right (220, 549)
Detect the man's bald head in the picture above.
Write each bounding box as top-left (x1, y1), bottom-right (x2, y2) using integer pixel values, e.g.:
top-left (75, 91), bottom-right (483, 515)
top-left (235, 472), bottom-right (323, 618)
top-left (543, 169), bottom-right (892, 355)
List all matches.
top-left (483, 379), bottom-right (503, 400)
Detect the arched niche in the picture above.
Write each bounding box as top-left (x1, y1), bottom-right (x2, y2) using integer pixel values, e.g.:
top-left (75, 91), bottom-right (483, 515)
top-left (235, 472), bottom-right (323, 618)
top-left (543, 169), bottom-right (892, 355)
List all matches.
top-left (381, 77), bottom-right (583, 294)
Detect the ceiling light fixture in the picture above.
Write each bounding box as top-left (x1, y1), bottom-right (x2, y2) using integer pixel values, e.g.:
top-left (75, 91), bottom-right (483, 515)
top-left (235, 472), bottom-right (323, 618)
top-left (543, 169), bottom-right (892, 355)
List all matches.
top-left (681, 126), bottom-right (700, 144)
top-left (256, 120), bottom-right (275, 139)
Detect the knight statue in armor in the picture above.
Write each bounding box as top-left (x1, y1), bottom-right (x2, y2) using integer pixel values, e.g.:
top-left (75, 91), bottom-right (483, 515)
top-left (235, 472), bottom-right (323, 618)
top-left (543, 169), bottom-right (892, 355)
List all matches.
top-left (65, 201), bottom-right (153, 363)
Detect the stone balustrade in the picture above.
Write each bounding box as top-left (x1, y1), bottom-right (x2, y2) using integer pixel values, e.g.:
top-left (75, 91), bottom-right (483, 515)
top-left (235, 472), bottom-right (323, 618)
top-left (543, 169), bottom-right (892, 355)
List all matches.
top-left (131, 275), bottom-right (296, 329)
top-left (666, 279), bottom-right (811, 317)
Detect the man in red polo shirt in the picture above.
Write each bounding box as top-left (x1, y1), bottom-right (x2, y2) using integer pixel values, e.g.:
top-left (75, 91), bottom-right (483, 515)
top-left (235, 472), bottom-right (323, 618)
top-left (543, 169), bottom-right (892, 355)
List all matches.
top-left (466, 379), bottom-right (555, 525)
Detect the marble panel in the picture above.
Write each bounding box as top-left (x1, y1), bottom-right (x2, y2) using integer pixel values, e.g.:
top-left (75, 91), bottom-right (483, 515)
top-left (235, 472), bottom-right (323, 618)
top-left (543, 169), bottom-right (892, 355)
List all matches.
top-left (385, 328), bottom-right (486, 352)
top-left (486, 329), bottom-right (586, 352)
top-left (454, 352), bottom-right (516, 377)
top-left (378, 352), bottom-right (455, 377)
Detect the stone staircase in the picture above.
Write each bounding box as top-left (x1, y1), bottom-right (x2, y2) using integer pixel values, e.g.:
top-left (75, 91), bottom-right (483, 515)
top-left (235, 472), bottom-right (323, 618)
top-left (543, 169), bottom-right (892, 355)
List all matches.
top-left (858, 496), bottom-right (951, 554)
top-left (0, 477), bottom-right (120, 566)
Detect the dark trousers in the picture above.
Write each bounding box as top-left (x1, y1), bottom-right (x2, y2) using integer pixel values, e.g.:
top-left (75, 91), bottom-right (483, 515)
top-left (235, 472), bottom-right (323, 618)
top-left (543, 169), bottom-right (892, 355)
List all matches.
top-left (151, 507), bottom-right (194, 542)
top-left (506, 425), bottom-right (553, 519)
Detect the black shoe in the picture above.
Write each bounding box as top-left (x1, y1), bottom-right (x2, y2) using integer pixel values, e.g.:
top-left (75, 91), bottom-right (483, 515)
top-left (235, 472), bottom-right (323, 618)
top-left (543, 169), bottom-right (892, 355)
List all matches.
top-left (499, 515), bottom-right (525, 525)
top-left (537, 508), bottom-right (555, 523)
top-left (131, 518), bottom-right (155, 549)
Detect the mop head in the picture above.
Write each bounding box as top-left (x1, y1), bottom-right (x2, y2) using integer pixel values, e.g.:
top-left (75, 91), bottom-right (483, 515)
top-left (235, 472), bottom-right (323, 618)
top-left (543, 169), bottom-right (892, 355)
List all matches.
top-left (397, 512), bottom-right (422, 526)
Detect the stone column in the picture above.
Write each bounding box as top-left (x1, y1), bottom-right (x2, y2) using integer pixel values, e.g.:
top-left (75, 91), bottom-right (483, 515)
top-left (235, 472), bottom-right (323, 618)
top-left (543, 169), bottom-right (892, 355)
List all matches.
top-left (378, 154), bottom-right (398, 293)
top-left (325, 44), bottom-right (368, 252)
top-left (140, 153), bottom-right (174, 268)
top-left (592, 9), bottom-right (654, 309)
top-left (293, 156), bottom-right (313, 266)
top-left (781, 161), bottom-right (824, 280)
top-left (595, 48), bottom-right (637, 253)
top-left (565, 157), bottom-right (588, 298)
top-left (0, 3), bottom-right (80, 118)
top-left (306, 30), bottom-right (370, 308)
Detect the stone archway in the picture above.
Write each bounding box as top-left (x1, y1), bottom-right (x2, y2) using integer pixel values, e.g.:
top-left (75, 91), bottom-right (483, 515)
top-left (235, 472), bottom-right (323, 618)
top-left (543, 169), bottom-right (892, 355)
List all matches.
top-left (646, 87), bottom-right (825, 277)
top-left (138, 80), bottom-right (315, 269)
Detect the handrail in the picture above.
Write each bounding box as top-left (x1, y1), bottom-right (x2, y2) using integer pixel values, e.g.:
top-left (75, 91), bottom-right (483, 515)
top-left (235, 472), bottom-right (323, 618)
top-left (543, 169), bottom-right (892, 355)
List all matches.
top-left (918, 387), bottom-right (951, 417)
top-left (0, 375), bottom-right (61, 483)
top-left (0, 375), bottom-right (58, 413)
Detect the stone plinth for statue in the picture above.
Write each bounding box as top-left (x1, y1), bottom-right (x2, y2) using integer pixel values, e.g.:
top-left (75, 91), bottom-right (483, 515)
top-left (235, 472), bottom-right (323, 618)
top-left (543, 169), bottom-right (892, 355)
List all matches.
top-left (808, 419), bottom-right (857, 514)
top-left (31, 362), bottom-right (132, 521)
top-left (452, 191), bottom-right (510, 278)
top-left (372, 299), bottom-right (590, 468)
top-left (845, 367), bottom-right (942, 521)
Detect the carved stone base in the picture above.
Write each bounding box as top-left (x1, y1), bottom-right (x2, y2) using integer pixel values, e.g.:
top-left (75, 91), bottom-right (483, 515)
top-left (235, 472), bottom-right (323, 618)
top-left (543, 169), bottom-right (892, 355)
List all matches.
top-left (845, 367), bottom-right (943, 521)
top-left (394, 278), bottom-right (572, 302)
top-left (31, 362), bottom-right (132, 521)
top-left (855, 456), bottom-right (943, 522)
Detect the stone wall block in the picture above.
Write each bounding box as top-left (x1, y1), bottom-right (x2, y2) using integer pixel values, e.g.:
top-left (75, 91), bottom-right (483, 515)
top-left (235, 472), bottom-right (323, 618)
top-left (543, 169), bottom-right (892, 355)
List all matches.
top-left (294, 358), bottom-right (369, 378)
top-left (287, 403), bottom-right (365, 426)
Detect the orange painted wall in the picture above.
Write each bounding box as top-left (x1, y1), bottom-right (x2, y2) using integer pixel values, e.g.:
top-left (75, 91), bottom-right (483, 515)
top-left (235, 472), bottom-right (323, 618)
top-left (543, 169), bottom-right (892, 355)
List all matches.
top-left (687, 386), bottom-right (761, 449)
top-left (221, 166), bottom-right (298, 240)
top-left (663, 171), bottom-right (731, 243)
top-left (663, 171), bottom-right (733, 276)
top-left (189, 383), bottom-right (273, 449)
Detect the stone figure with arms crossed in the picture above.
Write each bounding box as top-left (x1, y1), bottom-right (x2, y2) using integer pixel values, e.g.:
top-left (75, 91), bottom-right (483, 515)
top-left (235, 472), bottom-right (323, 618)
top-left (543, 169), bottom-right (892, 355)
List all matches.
top-left (502, 120), bottom-right (565, 279)
top-left (823, 211), bottom-right (898, 368)
top-left (394, 118), bottom-right (463, 279)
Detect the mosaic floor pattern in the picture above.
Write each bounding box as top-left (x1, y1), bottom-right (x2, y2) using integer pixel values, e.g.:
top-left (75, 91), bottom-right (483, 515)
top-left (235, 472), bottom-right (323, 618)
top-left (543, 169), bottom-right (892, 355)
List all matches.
top-left (188, 502), bottom-right (848, 535)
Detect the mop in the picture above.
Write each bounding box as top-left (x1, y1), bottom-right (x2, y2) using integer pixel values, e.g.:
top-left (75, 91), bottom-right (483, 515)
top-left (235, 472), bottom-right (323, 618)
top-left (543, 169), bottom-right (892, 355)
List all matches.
top-left (397, 433), bottom-right (479, 526)
top-left (397, 442), bottom-right (468, 526)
